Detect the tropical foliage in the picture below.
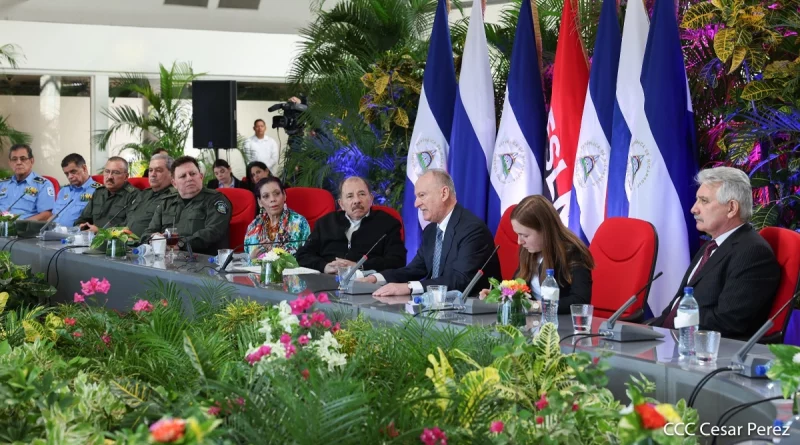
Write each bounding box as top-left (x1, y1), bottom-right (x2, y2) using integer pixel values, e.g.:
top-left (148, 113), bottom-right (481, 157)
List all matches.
top-left (0, 271), bottom-right (707, 444)
top-left (0, 251), bottom-right (56, 310)
top-left (0, 44), bottom-right (31, 156)
top-left (94, 62), bottom-right (203, 162)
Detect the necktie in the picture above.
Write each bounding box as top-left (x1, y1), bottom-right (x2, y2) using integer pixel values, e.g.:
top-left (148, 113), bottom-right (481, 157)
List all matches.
top-left (431, 227), bottom-right (444, 279)
top-left (662, 240), bottom-right (718, 329)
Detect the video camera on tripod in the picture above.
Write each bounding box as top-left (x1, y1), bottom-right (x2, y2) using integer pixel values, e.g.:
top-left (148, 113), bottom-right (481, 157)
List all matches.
top-left (268, 100), bottom-right (308, 136)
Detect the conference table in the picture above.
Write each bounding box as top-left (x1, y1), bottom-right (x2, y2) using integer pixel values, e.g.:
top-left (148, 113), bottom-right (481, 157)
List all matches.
top-left (1, 237), bottom-right (789, 444)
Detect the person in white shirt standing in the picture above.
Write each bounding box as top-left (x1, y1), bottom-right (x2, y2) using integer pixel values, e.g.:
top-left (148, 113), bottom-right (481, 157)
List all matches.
top-left (243, 119), bottom-right (280, 177)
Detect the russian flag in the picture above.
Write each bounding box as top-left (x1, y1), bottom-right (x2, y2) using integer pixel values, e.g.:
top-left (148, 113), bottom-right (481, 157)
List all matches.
top-left (488, 0), bottom-right (548, 232)
top-left (545, 0), bottom-right (589, 226)
top-left (628, 0), bottom-right (700, 315)
top-left (569, 0), bottom-right (621, 242)
top-left (404, 0), bottom-right (457, 262)
top-left (607, 0), bottom-right (650, 218)
top-left (448, 0), bottom-right (495, 224)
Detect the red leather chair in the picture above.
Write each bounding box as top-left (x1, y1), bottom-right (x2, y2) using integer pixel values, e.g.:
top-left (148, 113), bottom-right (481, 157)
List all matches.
top-left (217, 188), bottom-right (257, 252)
top-left (91, 174), bottom-right (104, 184)
top-left (285, 187), bottom-right (335, 230)
top-left (127, 177), bottom-right (150, 190)
top-left (494, 204), bottom-right (519, 280)
top-left (758, 227), bottom-right (800, 343)
top-left (42, 176), bottom-right (60, 197)
top-left (372, 204), bottom-right (405, 241)
top-left (589, 217), bottom-right (658, 322)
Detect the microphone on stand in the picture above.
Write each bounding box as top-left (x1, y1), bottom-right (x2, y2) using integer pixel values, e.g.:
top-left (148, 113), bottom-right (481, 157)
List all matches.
top-left (459, 245), bottom-right (501, 304)
top-left (341, 234), bottom-right (387, 284)
top-left (5, 188), bottom-right (34, 213)
top-left (82, 200), bottom-right (134, 231)
top-left (39, 199), bottom-right (74, 235)
top-left (731, 295), bottom-right (797, 378)
top-left (218, 238), bottom-right (309, 273)
top-left (598, 271), bottom-right (665, 342)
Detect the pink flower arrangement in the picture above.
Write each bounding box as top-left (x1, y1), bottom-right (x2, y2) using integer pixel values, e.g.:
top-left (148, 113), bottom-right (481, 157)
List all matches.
top-left (72, 331), bottom-right (83, 338)
top-left (298, 334), bottom-right (310, 345)
top-left (80, 277), bottom-right (111, 296)
top-left (208, 406), bottom-right (221, 416)
top-left (246, 345), bottom-right (272, 365)
top-left (332, 322), bottom-right (341, 333)
top-left (285, 343), bottom-right (297, 358)
top-left (280, 333), bottom-right (292, 344)
top-left (64, 317), bottom-right (76, 326)
top-left (535, 393), bottom-right (549, 410)
top-left (133, 299), bottom-right (154, 313)
top-left (536, 416), bottom-right (544, 425)
top-left (420, 427), bottom-right (448, 445)
top-left (149, 418), bottom-right (186, 443)
top-left (73, 293), bottom-right (85, 303)
top-left (490, 421), bottom-right (504, 434)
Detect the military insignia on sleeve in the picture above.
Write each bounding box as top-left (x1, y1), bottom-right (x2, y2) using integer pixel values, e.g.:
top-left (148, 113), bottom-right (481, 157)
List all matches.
top-left (0, 187), bottom-right (6, 196)
top-left (215, 200), bottom-right (228, 215)
top-left (63, 193), bottom-right (69, 201)
top-left (47, 187), bottom-right (55, 197)
top-left (33, 177), bottom-right (46, 184)
top-left (91, 182), bottom-right (103, 189)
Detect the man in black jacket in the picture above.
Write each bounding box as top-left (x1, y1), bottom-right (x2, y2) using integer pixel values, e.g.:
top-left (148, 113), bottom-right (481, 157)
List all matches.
top-left (649, 167), bottom-right (780, 339)
top-left (363, 169), bottom-right (501, 296)
top-left (296, 176), bottom-right (406, 273)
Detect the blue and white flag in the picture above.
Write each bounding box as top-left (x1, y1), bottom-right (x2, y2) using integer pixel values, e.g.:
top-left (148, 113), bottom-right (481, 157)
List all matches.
top-left (607, 0), bottom-right (650, 218)
top-left (404, 0), bottom-right (457, 262)
top-left (448, 0), bottom-right (496, 224)
top-left (628, 0), bottom-right (699, 315)
top-left (488, 0), bottom-right (548, 232)
top-left (568, 0), bottom-right (621, 242)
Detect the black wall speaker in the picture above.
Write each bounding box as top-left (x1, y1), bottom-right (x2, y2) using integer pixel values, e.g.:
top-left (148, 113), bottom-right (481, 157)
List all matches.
top-left (192, 80), bottom-right (237, 149)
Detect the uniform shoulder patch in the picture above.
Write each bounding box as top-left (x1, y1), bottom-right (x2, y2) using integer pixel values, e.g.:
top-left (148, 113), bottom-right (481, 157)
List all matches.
top-left (47, 187), bottom-right (55, 197)
top-left (91, 182), bottom-right (103, 189)
top-left (214, 200), bottom-right (229, 215)
top-left (33, 176), bottom-right (47, 184)
top-left (125, 183), bottom-right (137, 192)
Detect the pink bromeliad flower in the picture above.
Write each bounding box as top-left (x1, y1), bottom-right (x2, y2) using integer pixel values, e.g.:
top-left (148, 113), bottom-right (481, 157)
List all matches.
top-left (317, 293), bottom-right (330, 304)
top-left (285, 343), bottom-right (297, 358)
top-left (73, 293), bottom-right (85, 303)
top-left (298, 334), bottom-right (310, 346)
top-left (64, 317), bottom-right (76, 326)
top-left (80, 277), bottom-right (110, 296)
top-left (280, 333), bottom-right (292, 344)
top-left (420, 427), bottom-right (447, 445)
top-left (490, 421), bottom-right (504, 433)
top-left (132, 299), bottom-right (154, 313)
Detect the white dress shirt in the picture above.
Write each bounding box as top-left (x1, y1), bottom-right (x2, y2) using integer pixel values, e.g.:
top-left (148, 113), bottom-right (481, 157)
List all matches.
top-left (243, 134), bottom-right (280, 176)
top-left (345, 211), bottom-right (369, 247)
top-left (373, 207), bottom-right (455, 294)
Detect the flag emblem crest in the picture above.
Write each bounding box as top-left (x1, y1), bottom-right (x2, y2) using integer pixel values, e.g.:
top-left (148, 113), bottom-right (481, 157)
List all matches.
top-left (492, 139), bottom-right (526, 184)
top-left (574, 141), bottom-right (607, 188)
top-left (411, 138), bottom-right (443, 176)
top-left (626, 143), bottom-right (652, 191)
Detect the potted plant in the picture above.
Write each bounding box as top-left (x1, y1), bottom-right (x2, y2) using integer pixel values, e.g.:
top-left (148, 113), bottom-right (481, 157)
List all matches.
top-left (0, 211), bottom-right (20, 237)
top-left (91, 227), bottom-right (138, 258)
top-left (481, 278), bottom-right (535, 328)
top-left (253, 247), bottom-right (299, 285)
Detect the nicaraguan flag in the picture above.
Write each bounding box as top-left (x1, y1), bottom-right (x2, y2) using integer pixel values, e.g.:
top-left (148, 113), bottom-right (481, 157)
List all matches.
top-left (628, 0), bottom-right (699, 315)
top-left (404, 0), bottom-right (457, 262)
top-left (568, 0), bottom-right (621, 242)
top-left (488, 0), bottom-right (548, 232)
top-left (448, 0), bottom-right (496, 224)
top-left (607, 0), bottom-right (650, 218)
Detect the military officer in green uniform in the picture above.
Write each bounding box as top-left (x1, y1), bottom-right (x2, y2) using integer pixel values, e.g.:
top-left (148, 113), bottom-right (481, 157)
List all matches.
top-left (142, 156), bottom-right (231, 255)
top-left (76, 157), bottom-right (140, 231)
top-left (125, 153), bottom-right (176, 236)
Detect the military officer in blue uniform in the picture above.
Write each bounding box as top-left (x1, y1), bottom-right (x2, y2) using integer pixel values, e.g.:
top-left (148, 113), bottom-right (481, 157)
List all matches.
top-left (0, 144), bottom-right (55, 220)
top-left (52, 153), bottom-right (101, 227)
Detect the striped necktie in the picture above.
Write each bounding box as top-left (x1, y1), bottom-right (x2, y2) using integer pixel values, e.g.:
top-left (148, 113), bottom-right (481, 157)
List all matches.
top-left (431, 227), bottom-right (444, 279)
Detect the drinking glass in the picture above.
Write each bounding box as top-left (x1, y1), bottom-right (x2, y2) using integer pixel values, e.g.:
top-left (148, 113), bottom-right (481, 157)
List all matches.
top-left (216, 249), bottom-right (233, 268)
top-left (164, 227), bottom-right (179, 261)
top-left (694, 330), bottom-right (721, 363)
top-left (427, 285), bottom-right (448, 310)
top-left (337, 266), bottom-right (355, 291)
top-left (570, 304), bottom-right (594, 333)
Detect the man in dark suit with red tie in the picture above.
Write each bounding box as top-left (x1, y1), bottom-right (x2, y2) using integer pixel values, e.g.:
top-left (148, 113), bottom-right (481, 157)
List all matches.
top-left (650, 167), bottom-right (780, 340)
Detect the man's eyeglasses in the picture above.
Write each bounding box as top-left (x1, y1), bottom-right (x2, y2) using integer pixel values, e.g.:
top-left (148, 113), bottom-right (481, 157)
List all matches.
top-left (103, 169), bottom-right (124, 176)
top-left (10, 157), bottom-right (30, 163)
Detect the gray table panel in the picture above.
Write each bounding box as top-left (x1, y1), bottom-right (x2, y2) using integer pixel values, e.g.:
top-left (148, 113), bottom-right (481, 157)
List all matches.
top-left (2, 238), bottom-right (785, 444)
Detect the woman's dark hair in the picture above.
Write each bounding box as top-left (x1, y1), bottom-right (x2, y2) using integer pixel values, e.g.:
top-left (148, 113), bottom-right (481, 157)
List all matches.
top-left (511, 195), bottom-right (594, 286)
top-left (255, 177), bottom-right (286, 197)
top-left (246, 161), bottom-right (271, 183)
top-left (213, 159), bottom-right (231, 170)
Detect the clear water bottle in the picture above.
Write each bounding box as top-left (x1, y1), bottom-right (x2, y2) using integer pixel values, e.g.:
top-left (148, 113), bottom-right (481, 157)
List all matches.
top-left (676, 286), bottom-right (699, 358)
top-left (541, 269), bottom-right (560, 328)
top-left (413, 292), bottom-right (432, 310)
top-left (132, 244), bottom-right (154, 257)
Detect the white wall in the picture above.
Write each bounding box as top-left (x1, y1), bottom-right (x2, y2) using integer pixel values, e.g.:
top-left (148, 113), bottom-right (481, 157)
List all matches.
top-left (0, 95), bottom-right (287, 180)
top-left (0, 20), bottom-right (301, 80)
